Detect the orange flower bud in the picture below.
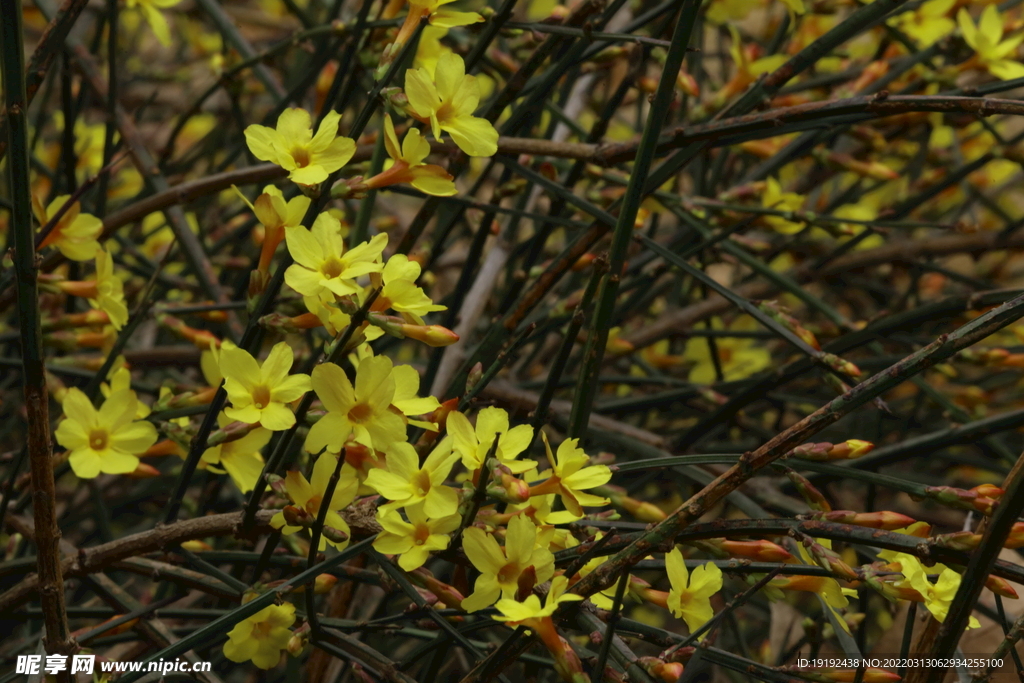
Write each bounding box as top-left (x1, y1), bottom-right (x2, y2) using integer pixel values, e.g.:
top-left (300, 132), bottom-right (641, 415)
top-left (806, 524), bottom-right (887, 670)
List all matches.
top-left (811, 668), bottom-right (900, 683)
top-left (986, 575), bottom-right (1018, 599)
top-left (676, 69), bottom-right (699, 97)
top-left (972, 483), bottom-right (1004, 499)
top-left (809, 510), bottom-right (915, 530)
top-left (314, 574), bottom-right (338, 594)
top-left (141, 439), bottom-right (185, 458)
top-left (719, 539), bottom-right (794, 563)
top-left (125, 463), bottom-right (161, 478)
top-left (571, 253), bottom-right (597, 271)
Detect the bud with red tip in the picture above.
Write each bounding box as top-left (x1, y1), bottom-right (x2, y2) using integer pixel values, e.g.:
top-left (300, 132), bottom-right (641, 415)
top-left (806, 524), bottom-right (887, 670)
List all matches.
top-left (640, 657), bottom-right (685, 683)
top-left (596, 484), bottom-right (667, 522)
top-left (158, 313), bottom-right (220, 350)
top-left (125, 463), bottom-right (162, 478)
top-left (806, 510), bottom-right (916, 530)
top-left (922, 485), bottom-right (1000, 514)
top-left (788, 667), bottom-right (900, 683)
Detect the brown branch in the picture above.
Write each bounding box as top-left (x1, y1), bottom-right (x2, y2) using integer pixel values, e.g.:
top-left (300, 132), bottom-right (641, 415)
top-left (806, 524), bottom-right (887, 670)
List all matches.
top-left (0, 506), bottom-right (380, 612)
top-left (570, 290), bottom-right (1024, 599)
top-left (625, 230), bottom-right (1024, 349)
top-left (0, 0), bottom-right (91, 162)
top-left (0, 510), bottom-right (274, 612)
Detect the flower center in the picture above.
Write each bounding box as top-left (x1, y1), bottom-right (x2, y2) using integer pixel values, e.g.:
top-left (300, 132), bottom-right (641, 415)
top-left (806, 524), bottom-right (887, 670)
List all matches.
top-left (413, 469), bottom-right (431, 497)
top-left (252, 620), bottom-right (274, 640)
top-left (290, 145), bottom-right (311, 168)
top-left (348, 402), bottom-right (373, 424)
top-left (496, 562), bottom-right (519, 585)
top-left (320, 255), bottom-right (345, 279)
top-left (252, 384), bottom-right (272, 410)
top-left (413, 523), bottom-right (431, 546)
top-left (89, 429), bottom-right (109, 451)
top-left (436, 101), bottom-right (453, 123)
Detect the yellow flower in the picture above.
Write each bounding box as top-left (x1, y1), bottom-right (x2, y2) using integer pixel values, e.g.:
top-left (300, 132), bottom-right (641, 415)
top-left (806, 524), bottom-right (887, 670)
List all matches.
top-left (415, 25), bottom-right (452, 77)
top-left (761, 177), bottom-right (806, 234)
top-left (462, 514), bottom-right (554, 612)
top-left (270, 452), bottom-right (359, 550)
top-left (91, 249), bottom-right (129, 330)
top-left (409, 0), bottom-right (482, 28)
top-left (447, 407), bottom-right (536, 473)
top-left (959, 6), bottom-right (1024, 81)
top-left (33, 194), bottom-right (102, 261)
top-left (245, 108), bottom-right (356, 186)
top-left (248, 185), bottom-right (311, 272)
top-left (385, 0), bottom-right (480, 74)
top-left (683, 316), bottom-right (771, 384)
top-left (202, 413), bottom-right (271, 493)
top-left (125, 0), bottom-right (181, 47)
top-left (893, 0), bottom-right (955, 47)
top-left (704, 0), bottom-right (764, 25)
top-left (223, 603), bottom-right (296, 669)
top-left (365, 438), bottom-right (459, 516)
top-left (306, 354), bottom-right (405, 453)
top-left (895, 554), bottom-right (980, 629)
top-left (493, 575), bottom-right (583, 623)
top-left (527, 432), bottom-right (611, 517)
top-left (372, 253), bottom-right (446, 322)
top-left (789, 541), bottom-right (856, 633)
top-left (100, 363), bottom-right (150, 419)
top-left (391, 363), bottom-right (441, 428)
top-left (220, 342), bottom-right (312, 430)
top-left (285, 214), bottom-right (387, 303)
top-left (374, 502), bottom-right (461, 570)
top-left (508, 467), bottom-right (582, 526)
top-left (364, 115), bottom-right (457, 197)
top-left (54, 387), bottom-right (158, 478)
top-left (665, 548), bottom-right (722, 638)
top-left (404, 52), bottom-right (499, 157)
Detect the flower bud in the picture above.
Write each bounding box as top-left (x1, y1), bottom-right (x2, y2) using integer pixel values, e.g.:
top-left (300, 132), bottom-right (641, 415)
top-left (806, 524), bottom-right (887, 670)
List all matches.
top-left (267, 473), bottom-right (288, 496)
top-left (400, 323), bottom-right (460, 347)
top-left (719, 539), bottom-right (794, 563)
top-left (807, 510), bottom-right (914, 530)
top-left (789, 440), bottom-right (873, 461)
top-left (466, 362), bottom-right (484, 395)
top-left (321, 525), bottom-right (350, 545)
top-left (987, 575), bottom-right (1018, 599)
top-left (181, 540), bottom-right (213, 552)
top-left (640, 657), bottom-right (683, 683)
top-left (125, 463), bottom-right (162, 478)
top-left (286, 632), bottom-right (308, 657)
top-left (282, 505), bottom-right (311, 527)
top-left (314, 574), bottom-right (338, 594)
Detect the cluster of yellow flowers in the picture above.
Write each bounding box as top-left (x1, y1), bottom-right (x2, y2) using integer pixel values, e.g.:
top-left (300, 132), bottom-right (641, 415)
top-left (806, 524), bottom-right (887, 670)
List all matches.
top-left (35, 0), bottom-right (1024, 676)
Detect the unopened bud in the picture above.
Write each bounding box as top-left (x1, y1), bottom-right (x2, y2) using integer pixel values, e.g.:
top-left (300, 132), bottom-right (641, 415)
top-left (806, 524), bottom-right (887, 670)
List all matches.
top-left (282, 505), bottom-right (311, 527)
top-left (125, 463), bottom-right (161, 479)
top-left (719, 539), bottom-right (794, 563)
top-left (315, 574), bottom-right (338, 594)
top-left (464, 363), bottom-right (484, 397)
top-left (807, 510), bottom-right (915, 530)
top-left (401, 323), bottom-right (459, 347)
top-left (322, 525), bottom-right (350, 544)
top-left (267, 474), bottom-right (288, 496)
top-left (181, 540), bottom-right (213, 552)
